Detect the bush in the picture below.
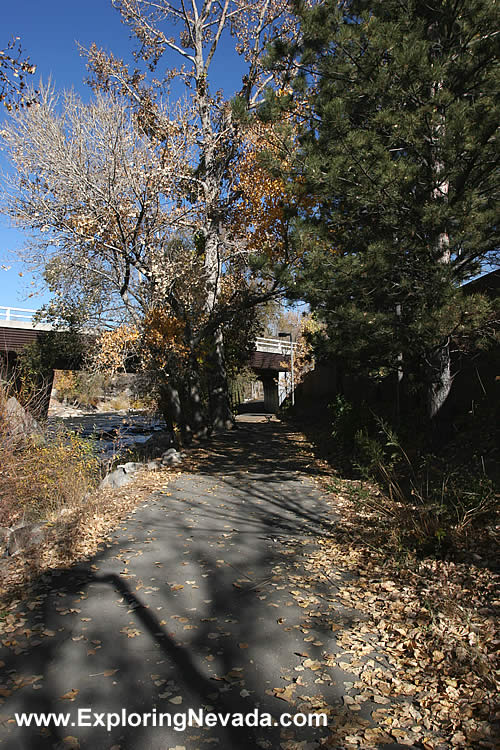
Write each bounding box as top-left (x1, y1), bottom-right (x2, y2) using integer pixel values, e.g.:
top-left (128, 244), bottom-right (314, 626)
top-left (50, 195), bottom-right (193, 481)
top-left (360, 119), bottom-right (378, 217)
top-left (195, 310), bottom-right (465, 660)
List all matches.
top-left (361, 422), bottom-right (496, 554)
top-left (0, 384), bottom-right (99, 526)
top-left (331, 398), bottom-right (498, 555)
top-left (53, 370), bottom-right (110, 409)
top-left (330, 395), bottom-right (374, 458)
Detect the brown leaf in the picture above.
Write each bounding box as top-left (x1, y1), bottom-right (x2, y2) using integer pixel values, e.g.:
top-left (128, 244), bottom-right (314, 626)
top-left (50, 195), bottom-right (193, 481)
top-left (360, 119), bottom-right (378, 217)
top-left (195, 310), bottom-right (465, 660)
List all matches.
top-left (303, 658), bottom-right (321, 671)
top-left (60, 689), bottom-right (79, 701)
top-left (273, 685), bottom-right (297, 703)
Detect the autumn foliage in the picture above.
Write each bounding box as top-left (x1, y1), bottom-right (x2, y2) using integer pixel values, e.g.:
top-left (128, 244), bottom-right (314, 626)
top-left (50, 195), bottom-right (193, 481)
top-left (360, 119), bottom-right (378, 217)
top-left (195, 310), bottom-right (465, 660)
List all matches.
top-left (0, 37), bottom-right (36, 111)
top-left (0, 385), bottom-right (99, 528)
top-left (230, 119), bottom-right (313, 265)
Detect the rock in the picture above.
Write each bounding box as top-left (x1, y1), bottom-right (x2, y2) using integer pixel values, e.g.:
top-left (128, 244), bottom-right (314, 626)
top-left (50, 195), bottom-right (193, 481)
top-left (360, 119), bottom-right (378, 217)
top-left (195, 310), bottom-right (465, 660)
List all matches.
top-left (162, 448), bottom-right (178, 457)
top-left (4, 397), bottom-right (41, 439)
top-left (8, 523), bottom-right (46, 556)
top-left (161, 448), bottom-right (182, 466)
top-left (0, 526), bottom-right (10, 557)
top-left (146, 460), bottom-right (160, 471)
top-left (117, 461), bottom-right (143, 474)
top-left (163, 455), bottom-right (182, 466)
top-left (134, 431), bottom-right (174, 460)
top-left (99, 467), bottom-right (133, 490)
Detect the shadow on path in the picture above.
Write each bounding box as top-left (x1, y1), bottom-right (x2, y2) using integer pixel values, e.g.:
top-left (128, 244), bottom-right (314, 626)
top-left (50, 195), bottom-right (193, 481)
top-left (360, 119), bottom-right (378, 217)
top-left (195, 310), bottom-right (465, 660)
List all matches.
top-left (0, 419), bottom-right (412, 750)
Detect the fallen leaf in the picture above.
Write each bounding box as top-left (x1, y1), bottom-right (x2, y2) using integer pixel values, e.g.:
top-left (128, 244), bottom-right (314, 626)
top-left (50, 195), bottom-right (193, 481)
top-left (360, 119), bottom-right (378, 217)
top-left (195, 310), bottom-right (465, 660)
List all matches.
top-left (60, 689), bottom-right (79, 702)
top-left (62, 737), bottom-right (80, 749)
top-left (303, 659), bottom-right (322, 671)
top-left (273, 684), bottom-right (296, 702)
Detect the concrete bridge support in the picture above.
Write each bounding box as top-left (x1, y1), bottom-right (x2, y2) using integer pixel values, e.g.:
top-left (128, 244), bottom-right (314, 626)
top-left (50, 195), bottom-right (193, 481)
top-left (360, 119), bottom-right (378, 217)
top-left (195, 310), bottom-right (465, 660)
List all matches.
top-left (261, 375), bottom-right (279, 413)
top-left (1, 313), bottom-right (297, 418)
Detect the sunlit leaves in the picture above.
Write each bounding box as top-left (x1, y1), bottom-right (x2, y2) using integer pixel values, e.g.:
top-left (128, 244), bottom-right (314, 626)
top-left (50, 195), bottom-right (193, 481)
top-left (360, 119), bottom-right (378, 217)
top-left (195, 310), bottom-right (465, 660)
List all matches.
top-left (141, 308), bottom-right (189, 372)
top-left (95, 325), bottom-right (141, 374)
top-left (0, 37), bottom-right (36, 111)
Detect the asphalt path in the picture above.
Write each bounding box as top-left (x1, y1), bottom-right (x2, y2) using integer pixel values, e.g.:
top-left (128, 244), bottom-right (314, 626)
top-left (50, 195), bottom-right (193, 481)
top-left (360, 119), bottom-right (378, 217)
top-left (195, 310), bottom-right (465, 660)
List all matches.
top-left (0, 416), bottom-right (407, 750)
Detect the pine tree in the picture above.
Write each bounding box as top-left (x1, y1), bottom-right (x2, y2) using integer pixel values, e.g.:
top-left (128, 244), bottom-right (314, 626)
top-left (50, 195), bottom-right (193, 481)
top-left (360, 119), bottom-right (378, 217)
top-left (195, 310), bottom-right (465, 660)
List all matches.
top-left (270, 0), bottom-right (499, 418)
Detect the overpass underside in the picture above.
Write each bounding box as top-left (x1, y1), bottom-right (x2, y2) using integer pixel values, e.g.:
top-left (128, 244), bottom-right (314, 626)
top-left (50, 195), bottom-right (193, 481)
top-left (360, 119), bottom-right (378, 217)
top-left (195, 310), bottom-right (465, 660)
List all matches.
top-left (247, 350), bottom-right (290, 413)
top-left (0, 313), bottom-right (294, 417)
top-left (0, 322), bottom-right (56, 418)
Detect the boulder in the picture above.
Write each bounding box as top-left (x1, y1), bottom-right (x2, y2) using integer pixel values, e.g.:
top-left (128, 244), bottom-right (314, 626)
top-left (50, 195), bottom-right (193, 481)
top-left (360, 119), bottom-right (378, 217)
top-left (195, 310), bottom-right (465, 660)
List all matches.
top-left (161, 448), bottom-right (182, 466)
top-left (99, 467), bottom-right (133, 490)
top-left (162, 447), bottom-right (178, 457)
top-left (4, 397), bottom-right (41, 439)
top-left (134, 430), bottom-right (174, 460)
top-left (8, 523), bottom-right (46, 556)
top-left (146, 460), bottom-right (161, 471)
top-left (117, 461), bottom-right (144, 474)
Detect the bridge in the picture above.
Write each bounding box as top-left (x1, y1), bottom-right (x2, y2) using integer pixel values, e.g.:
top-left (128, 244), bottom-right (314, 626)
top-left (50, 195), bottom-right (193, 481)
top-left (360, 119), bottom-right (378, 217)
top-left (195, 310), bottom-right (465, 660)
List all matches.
top-left (0, 306), bottom-right (296, 414)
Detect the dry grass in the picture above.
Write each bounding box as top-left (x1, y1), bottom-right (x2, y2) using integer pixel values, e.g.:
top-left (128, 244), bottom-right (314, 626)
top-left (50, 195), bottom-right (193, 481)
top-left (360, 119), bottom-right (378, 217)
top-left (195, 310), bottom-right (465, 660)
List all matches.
top-left (0, 381), bottom-right (180, 604)
top-left (106, 394), bottom-right (132, 411)
top-left (0, 469), bottom-right (177, 603)
top-left (0, 385), bottom-right (100, 528)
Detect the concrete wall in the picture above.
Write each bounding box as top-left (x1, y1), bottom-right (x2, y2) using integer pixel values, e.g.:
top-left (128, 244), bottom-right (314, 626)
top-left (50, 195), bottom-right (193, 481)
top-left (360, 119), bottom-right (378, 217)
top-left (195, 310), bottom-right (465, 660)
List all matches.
top-left (262, 375), bottom-right (280, 412)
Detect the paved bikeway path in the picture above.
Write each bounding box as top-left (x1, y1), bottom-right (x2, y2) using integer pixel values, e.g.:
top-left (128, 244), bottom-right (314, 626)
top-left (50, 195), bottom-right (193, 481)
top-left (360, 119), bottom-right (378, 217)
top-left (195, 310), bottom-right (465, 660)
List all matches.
top-left (0, 417), bottom-right (404, 750)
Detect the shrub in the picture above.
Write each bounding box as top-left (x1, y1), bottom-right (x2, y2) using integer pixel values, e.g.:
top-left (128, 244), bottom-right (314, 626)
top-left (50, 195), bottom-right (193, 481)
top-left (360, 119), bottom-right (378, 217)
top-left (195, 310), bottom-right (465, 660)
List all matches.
top-left (330, 395), bottom-right (373, 457)
top-left (350, 416), bottom-right (497, 554)
top-left (0, 383), bottom-right (99, 526)
top-left (52, 370), bottom-right (110, 409)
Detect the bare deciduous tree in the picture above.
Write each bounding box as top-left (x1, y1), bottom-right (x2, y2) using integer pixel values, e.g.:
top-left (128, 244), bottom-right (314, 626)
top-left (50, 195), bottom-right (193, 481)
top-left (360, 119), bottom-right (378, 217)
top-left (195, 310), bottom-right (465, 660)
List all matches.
top-left (2, 86), bottom-right (200, 324)
top-left (2, 1), bottom-right (302, 432)
top-left (0, 37), bottom-right (36, 111)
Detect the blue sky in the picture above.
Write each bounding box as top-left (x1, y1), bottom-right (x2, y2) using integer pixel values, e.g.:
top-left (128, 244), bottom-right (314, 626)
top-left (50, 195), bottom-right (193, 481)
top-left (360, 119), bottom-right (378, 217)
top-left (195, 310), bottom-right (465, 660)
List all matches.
top-left (0, 0), bottom-right (245, 310)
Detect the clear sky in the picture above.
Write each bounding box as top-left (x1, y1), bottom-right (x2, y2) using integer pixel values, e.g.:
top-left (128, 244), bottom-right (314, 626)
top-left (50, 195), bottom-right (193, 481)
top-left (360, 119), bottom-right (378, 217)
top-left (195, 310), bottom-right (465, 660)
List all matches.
top-left (0, 0), bottom-right (245, 310)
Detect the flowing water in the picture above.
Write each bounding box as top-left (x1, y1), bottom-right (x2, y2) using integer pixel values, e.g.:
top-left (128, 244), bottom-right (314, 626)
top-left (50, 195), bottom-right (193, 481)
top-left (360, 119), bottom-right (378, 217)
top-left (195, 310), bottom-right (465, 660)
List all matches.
top-left (47, 410), bottom-right (169, 462)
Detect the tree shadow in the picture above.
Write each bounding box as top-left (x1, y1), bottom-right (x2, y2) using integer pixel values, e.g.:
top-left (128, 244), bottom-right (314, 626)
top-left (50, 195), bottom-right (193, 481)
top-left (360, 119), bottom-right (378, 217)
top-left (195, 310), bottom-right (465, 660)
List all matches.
top-left (0, 536), bottom-right (340, 748)
top-left (0, 419), bottom-right (449, 750)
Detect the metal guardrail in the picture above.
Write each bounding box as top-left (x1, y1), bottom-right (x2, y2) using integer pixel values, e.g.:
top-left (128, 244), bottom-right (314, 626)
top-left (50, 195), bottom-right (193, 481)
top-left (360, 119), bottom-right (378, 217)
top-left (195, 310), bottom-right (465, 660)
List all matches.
top-left (0, 310), bottom-right (297, 355)
top-left (0, 306), bottom-right (38, 323)
top-left (255, 336), bottom-right (297, 355)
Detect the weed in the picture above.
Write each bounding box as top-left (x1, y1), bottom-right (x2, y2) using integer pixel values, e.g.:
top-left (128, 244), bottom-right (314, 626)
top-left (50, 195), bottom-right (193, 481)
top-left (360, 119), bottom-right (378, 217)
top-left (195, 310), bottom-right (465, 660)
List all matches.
top-left (0, 382), bottom-right (100, 526)
top-left (351, 416), bottom-right (497, 553)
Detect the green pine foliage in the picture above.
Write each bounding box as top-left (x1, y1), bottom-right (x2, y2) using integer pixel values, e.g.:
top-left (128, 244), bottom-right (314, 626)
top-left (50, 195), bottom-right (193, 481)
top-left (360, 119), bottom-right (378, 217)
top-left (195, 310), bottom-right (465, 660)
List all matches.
top-left (268, 0), bottom-right (499, 411)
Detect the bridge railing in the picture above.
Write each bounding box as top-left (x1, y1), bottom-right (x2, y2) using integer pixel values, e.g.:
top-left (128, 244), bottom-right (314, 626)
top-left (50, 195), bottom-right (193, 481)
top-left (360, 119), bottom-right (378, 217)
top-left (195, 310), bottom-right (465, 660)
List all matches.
top-left (255, 336), bottom-right (297, 355)
top-left (0, 306), bottom-right (38, 323)
top-left (0, 312), bottom-right (298, 357)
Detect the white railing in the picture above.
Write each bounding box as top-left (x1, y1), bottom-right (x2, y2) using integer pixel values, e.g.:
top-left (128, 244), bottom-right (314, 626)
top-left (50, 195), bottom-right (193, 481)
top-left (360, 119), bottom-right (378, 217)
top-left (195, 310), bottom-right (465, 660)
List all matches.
top-left (0, 311), bottom-right (298, 356)
top-left (255, 336), bottom-right (297, 355)
top-left (0, 306), bottom-right (38, 323)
